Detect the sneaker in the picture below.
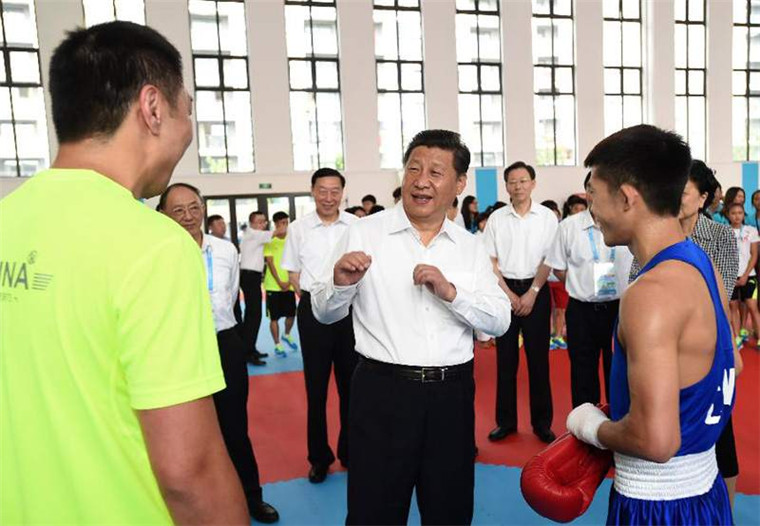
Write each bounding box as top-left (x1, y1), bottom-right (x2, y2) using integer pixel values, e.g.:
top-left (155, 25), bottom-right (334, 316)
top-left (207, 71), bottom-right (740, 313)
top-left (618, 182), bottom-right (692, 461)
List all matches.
top-left (274, 344), bottom-right (287, 357)
top-left (735, 336), bottom-right (744, 349)
top-left (283, 333), bottom-right (299, 351)
top-left (549, 337), bottom-right (558, 350)
top-left (740, 328), bottom-right (749, 338)
top-left (555, 336), bottom-right (567, 350)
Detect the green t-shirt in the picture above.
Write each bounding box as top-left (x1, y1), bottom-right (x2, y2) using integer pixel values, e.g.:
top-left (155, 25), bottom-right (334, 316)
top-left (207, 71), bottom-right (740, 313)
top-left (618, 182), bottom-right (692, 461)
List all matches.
top-left (263, 236), bottom-right (292, 292)
top-left (0, 169), bottom-right (225, 524)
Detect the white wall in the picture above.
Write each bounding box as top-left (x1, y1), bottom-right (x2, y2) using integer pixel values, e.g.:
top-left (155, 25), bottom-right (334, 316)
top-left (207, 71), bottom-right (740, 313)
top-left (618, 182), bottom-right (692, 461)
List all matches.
top-left (0, 0), bottom-right (746, 205)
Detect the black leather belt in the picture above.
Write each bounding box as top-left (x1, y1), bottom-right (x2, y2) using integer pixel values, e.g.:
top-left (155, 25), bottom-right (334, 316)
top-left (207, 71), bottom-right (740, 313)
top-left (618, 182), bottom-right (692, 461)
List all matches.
top-left (359, 356), bottom-right (472, 383)
top-left (504, 277), bottom-right (535, 286)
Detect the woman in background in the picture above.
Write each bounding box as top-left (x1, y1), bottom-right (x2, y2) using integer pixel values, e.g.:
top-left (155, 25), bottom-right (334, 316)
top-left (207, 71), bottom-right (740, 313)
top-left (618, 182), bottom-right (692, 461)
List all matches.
top-left (460, 195), bottom-right (479, 233)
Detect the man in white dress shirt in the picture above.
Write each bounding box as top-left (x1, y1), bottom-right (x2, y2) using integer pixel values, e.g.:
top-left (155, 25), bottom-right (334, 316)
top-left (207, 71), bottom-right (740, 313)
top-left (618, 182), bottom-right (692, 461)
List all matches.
top-left (311, 130), bottom-right (511, 525)
top-left (545, 172), bottom-right (633, 407)
top-left (239, 211), bottom-right (273, 363)
top-left (281, 168), bottom-right (359, 483)
top-left (159, 183), bottom-right (279, 524)
top-left (484, 162), bottom-right (559, 444)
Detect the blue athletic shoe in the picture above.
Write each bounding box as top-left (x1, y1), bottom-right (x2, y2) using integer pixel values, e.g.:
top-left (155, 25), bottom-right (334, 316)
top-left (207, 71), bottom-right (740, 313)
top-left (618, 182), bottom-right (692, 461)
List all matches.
top-left (283, 333), bottom-right (299, 351)
top-left (274, 344), bottom-right (287, 357)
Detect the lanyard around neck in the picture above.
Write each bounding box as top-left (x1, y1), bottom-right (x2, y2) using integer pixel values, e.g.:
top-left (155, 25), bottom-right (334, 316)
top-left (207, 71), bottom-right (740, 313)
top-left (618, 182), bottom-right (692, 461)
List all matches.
top-left (204, 245), bottom-right (214, 291)
top-left (587, 227), bottom-right (615, 263)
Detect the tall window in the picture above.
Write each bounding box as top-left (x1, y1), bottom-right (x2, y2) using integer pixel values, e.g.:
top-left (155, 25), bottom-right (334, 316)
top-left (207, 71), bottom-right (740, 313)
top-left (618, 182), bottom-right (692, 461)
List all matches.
top-left (532, 0), bottom-right (576, 166)
top-left (0, 0), bottom-right (49, 177)
top-left (189, 0), bottom-right (255, 173)
top-left (374, 0), bottom-right (425, 169)
top-left (82, 0), bottom-right (145, 26)
top-left (733, 0), bottom-right (760, 160)
top-left (285, 0), bottom-right (344, 171)
top-left (674, 0), bottom-right (706, 160)
top-left (456, 0), bottom-right (504, 167)
top-left (603, 0), bottom-right (643, 136)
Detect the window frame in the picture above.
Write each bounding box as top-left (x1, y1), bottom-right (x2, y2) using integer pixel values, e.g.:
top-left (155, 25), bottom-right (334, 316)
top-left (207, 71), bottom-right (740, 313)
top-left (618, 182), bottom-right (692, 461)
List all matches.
top-left (733, 0), bottom-right (759, 161)
top-left (674, 0), bottom-right (707, 159)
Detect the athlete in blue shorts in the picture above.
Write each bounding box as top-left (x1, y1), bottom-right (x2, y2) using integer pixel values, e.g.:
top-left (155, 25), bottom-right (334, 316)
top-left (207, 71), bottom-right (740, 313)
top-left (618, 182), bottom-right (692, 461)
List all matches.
top-left (566, 125), bottom-right (742, 525)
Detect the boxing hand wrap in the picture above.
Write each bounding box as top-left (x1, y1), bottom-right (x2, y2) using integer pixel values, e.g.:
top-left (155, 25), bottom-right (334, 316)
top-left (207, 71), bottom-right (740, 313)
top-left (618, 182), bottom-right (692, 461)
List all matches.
top-left (566, 403), bottom-right (610, 450)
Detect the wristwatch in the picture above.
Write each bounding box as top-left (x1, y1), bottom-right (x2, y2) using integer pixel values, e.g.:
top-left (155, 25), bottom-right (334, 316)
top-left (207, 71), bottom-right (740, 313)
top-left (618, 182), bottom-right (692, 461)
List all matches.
top-left (530, 285), bottom-right (540, 293)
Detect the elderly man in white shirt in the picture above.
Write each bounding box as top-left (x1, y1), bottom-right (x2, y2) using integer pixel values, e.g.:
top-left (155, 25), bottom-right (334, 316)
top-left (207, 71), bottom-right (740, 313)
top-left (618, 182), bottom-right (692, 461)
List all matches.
top-left (239, 211), bottom-right (273, 363)
top-left (311, 130), bottom-right (511, 525)
top-left (281, 168), bottom-right (358, 484)
top-left (545, 172), bottom-right (633, 408)
top-left (159, 183), bottom-right (279, 524)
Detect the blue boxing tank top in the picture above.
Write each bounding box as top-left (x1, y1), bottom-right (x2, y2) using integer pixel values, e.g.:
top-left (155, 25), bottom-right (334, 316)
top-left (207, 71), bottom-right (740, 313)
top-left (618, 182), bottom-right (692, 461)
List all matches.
top-left (610, 239), bottom-right (735, 456)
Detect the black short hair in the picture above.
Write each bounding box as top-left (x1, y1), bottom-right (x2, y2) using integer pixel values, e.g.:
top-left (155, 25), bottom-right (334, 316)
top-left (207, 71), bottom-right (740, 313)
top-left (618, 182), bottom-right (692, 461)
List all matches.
top-left (688, 160), bottom-right (718, 213)
top-left (562, 194), bottom-right (588, 218)
top-left (504, 161), bottom-right (536, 182)
top-left (583, 171), bottom-right (592, 189)
top-left (157, 182), bottom-right (202, 211)
top-left (362, 194), bottom-right (377, 205)
top-left (272, 211), bottom-right (289, 222)
top-left (369, 205), bottom-right (385, 215)
top-left (249, 210), bottom-right (265, 223)
top-left (207, 214), bottom-right (224, 224)
top-left (49, 21), bottom-right (184, 143)
top-left (541, 200), bottom-right (559, 214)
top-left (311, 167), bottom-right (346, 187)
top-left (392, 186), bottom-right (402, 199)
top-left (452, 197), bottom-right (459, 208)
top-left (722, 187), bottom-right (746, 220)
top-left (403, 129), bottom-right (470, 175)
top-left (584, 125), bottom-right (692, 217)
top-left (492, 201), bottom-right (507, 211)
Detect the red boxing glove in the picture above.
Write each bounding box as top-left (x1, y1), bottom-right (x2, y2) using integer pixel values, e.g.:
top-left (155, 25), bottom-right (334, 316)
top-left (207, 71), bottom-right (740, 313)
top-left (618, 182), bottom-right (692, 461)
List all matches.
top-left (520, 406), bottom-right (613, 523)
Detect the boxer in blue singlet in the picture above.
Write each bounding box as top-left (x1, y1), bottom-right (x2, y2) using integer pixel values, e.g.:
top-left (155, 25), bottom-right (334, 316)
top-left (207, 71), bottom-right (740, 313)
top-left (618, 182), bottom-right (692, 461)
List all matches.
top-left (566, 125), bottom-right (742, 525)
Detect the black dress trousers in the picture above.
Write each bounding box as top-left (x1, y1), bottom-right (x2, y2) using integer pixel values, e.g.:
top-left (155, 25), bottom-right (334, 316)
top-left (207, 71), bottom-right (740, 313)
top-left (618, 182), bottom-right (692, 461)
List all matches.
top-left (239, 269), bottom-right (263, 354)
top-left (494, 279), bottom-right (553, 432)
top-left (297, 291), bottom-right (358, 468)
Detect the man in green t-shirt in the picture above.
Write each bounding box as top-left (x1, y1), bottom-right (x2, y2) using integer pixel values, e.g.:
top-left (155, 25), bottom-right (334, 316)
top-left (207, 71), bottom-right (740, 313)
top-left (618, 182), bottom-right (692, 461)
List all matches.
top-left (264, 212), bottom-right (299, 356)
top-left (0, 22), bottom-right (247, 525)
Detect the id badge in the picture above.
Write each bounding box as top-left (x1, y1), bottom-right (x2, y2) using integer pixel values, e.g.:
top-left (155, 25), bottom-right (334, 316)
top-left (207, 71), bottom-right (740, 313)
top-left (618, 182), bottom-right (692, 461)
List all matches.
top-left (593, 262), bottom-right (618, 299)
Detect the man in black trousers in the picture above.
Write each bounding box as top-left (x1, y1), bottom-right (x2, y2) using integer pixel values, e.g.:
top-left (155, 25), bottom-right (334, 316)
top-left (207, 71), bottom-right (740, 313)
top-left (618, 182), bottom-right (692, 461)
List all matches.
top-left (239, 210), bottom-right (272, 364)
top-left (484, 162), bottom-right (559, 444)
top-left (281, 168), bottom-right (358, 483)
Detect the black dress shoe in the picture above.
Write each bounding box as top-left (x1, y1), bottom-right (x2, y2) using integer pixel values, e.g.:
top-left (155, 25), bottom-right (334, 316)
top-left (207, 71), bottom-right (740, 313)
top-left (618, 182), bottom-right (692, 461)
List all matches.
top-left (247, 356), bottom-right (267, 366)
top-left (534, 428), bottom-right (556, 444)
top-left (308, 464), bottom-right (328, 483)
top-left (250, 501), bottom-right (279, 523)
top-left (253, 351), bottom-right (269, 358)
top-left (488, 426), bottom-right (516, 441)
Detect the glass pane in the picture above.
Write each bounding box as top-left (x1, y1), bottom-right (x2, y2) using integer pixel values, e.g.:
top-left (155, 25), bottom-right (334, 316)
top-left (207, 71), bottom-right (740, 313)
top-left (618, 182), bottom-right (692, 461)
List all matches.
top-left (266, 197), bottom-right (290, 224)
top-left (480, 94), bottom-right (503, 165)
top-left (688, 0), bottom-right (704, 22)
top-left (456, 14), bottom-right (479, 62)
top-left (294, 195), bottom-right (316, 220)
top-left (555, 66), bottom-right (573, 93)
top-left (674, 0), bottom-right (686, 21)
top-left (223, 91), bottom-right (254, 172)
top-left (478, 14), bottom-right (501, 61)
top-left (374, 9), bottom-right (399, 60)
top-left (399, 0), bottom-right (419, 7)
top-left (189, 0), bottom-right (219, 53)
top-left (605, 95), bottom-right (623, 136)
top-left (0, 88), bottom-right (16, 176)
top-left (195, 57), bottom-right (220, 88)
top-left (752, 0), bottom-right (760, 23)
top-left (218, 2), bottom-right (248, 56)
top-left (312, 7), bottom-right (339, 57)
top-left (4, 0), bottom-right (39, 47)
top-left (534, 66), bottom-right (552, 94)
top-left (315, 92), bottom-right (344, 169)
top-left (532, 0), bottom-right (551, 15)
top-left (603, 0), bottom-right (619, 19)
top-left (285, 5), bottom-right (312, 58)
top-left (377, 62), bottom-right (399, 90)
top-left (734, 0), bottom-right (747, 24)
top-left (554, 0), bottom-right (572, 16)
top-left (689, 69), bottom-right (705, 96)
top-left (315, 60), bottom-right (339, 89)
top-left (398, 11), bottom-right (422, 61)
top-left (0, 52), bottom-right (4, 83)
top-left (9, 51), bottom-right (40, 84)
top-left (748, 97), bottom-right (760, 159)
top-left (688, 96), bottom-right (706, 160)
top-left (750, 28), bottom-right (760, 64)
top-left (375, 0), bottom-right (396, 6)
top-left (481, 65), bottom-right (501, 91)
top-left (400, 92), bottom-right (425, 153)
top-left (605, 68), bottom-right (622, 94)
top-left (289, 60), bottom-right (313, 90)
top-left (750, 72), bottom-right (760, 95)
top-left (674, 24), bottom-right (687, 68)
top-left (532, 18), bottom-right (554, 65)
top-left (604, 21), bottom-right (622, 67)
top-left (622, 0), bottom-right (640, 19)
top-left (10, 87), bottom-right (48, 176)
top-left (457, 0), bottom-right (477, 10)
top-left (234, 197), bottom-right (259, 241)
top-left (83, 0), bottom-right (115, 26)
top-left (458, 93), bottom-right (482, 160)
top-left (554, 19), bottom-right (574, 65)
top-left (733, 71), bottom-right (747, 96)
top-left (534, 94), bottom-right (555, 165)
top-left (622, 22), bottom-right (641, 67)
top-left (622, 95), bottom-right (642, 127)
top-left (196, 91), bottom-right (226, 173)
top-left (554, 94), bottom-right (575, 165)
top-left (675, 69), bottom-right (687, 95)
top-left (688, 25), bottom-right (705, 68)
top-left (223, 58), bottom-right (248, 89)
top-left (114, 0), bottom-right (146, 24)
top-left (378, 92), bottom-right (402, 168)
top-left (399, 62), bottom-right (422, 92)
top-left (675, 96), bottom-right (688, 142)
top-left (623, 68), bottom-right (640, 94)
top-left (458, 64), bottom-right (479, 92)
top-left (480, 0), bottom-right (499, 12)
top-left (290, 91), bottom-right (318, 170)
top-left (205, 199), bottom-right (231, 235)
top-left (734, 27), bottom-right (748, 69)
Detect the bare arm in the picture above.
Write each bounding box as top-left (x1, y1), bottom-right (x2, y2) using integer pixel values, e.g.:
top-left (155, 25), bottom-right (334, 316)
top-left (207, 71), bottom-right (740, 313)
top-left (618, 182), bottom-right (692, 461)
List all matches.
top-left (265, 256), bottom-right (288, 290)
top-left (491, 256), bottom-right (520, 308)
top-left (596, 278), bottom-right (682, 462)
top-left (712, 262), bottom-right (743, 376)
top-left (138, 397), bottom-right (249, 526)
top-left (288, 271), bottom-right (301, 296)
top-left (516, 261), bottom-right (552, 317)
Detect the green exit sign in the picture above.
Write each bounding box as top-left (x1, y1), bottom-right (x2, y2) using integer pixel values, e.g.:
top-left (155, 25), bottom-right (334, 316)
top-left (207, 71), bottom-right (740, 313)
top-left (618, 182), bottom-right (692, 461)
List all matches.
top-left (259, 183), bottom-right (272, 189)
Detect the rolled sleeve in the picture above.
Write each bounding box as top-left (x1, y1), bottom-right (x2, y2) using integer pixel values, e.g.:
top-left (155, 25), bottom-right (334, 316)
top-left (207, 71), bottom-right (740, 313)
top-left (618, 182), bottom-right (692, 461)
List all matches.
top-left (310, 229), bottom-right (357, 324)
top-left (544, 225), bottom-right (567, 271)
top-left (281, 226), bottom-right (300, 272)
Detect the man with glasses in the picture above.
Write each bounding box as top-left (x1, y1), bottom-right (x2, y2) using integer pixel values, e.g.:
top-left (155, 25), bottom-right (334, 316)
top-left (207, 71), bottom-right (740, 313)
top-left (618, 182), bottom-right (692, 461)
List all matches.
top-left (282, 168), bottom-right (358, 483)
top-left (159, 183), bottom-right (279, 524)
top-left (484, 161), bottom-right (559, 444)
